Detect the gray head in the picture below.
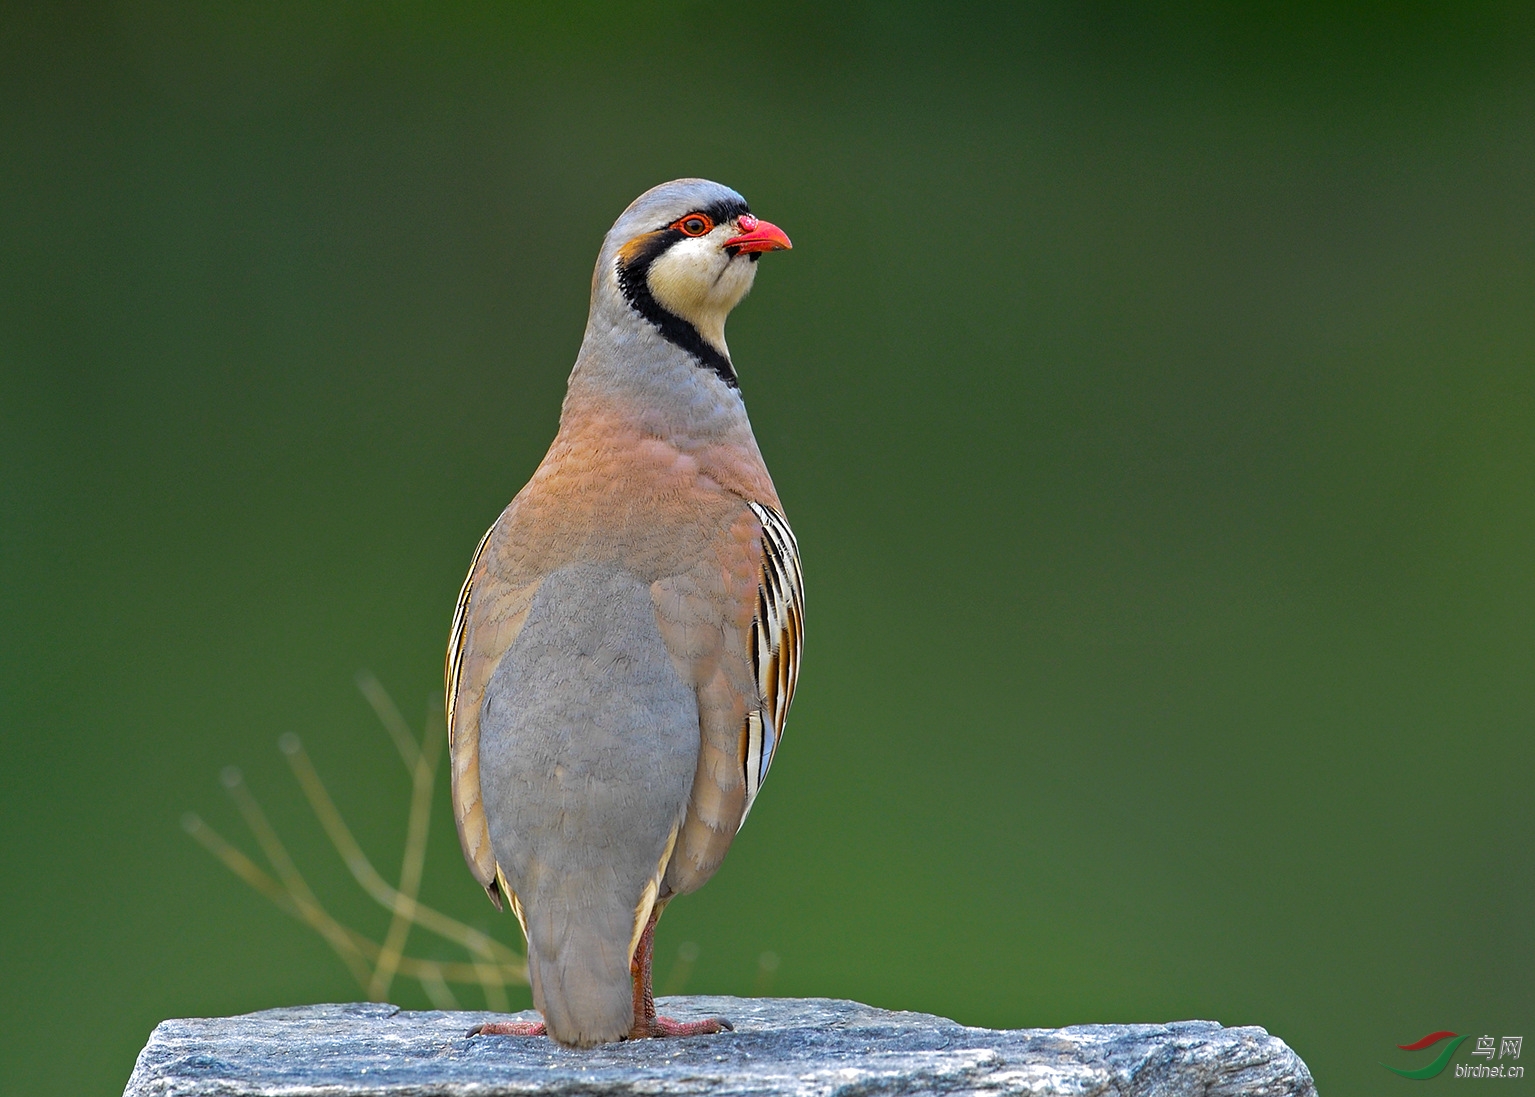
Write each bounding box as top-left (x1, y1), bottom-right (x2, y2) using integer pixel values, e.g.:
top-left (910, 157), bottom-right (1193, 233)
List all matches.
top-left (589, 179), bottom-right (792, 389)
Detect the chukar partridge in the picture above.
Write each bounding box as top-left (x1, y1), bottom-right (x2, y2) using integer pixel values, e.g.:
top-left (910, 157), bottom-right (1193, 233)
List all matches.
top-left (447, 179), bottom-right (802, 1047)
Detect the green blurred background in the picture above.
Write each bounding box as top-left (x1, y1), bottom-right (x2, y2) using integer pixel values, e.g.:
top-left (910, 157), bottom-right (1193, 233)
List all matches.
top-left (3, 2), bottom-right (1532, 1093)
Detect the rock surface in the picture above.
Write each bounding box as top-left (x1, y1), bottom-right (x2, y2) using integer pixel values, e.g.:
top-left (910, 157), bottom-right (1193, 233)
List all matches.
top-left (123, 996), bottom-right (1317, 1096)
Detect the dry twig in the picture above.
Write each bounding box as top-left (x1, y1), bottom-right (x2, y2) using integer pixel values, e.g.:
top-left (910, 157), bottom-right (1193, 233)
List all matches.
top-left (184, 675), bottom-right (527, 1009)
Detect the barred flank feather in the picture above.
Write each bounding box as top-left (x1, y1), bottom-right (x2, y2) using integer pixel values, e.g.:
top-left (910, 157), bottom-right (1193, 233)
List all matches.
top-left (742, 502), bottom-right (804, 823)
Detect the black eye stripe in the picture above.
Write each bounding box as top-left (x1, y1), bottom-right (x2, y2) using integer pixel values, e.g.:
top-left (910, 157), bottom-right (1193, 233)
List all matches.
top-left (656, 197), bottom-right (749, 235)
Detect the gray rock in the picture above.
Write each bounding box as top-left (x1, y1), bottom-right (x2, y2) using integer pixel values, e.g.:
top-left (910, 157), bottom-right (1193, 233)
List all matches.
top-left (123, 996), bottom-right (1317, 1096)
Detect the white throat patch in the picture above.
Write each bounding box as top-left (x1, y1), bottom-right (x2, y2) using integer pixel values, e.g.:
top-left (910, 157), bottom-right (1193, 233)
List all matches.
top-left (644, 235), bottom-right (759, 356)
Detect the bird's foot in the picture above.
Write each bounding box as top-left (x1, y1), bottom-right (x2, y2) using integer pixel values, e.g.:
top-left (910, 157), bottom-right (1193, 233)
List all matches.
top-left (628, 1014), bottom-right (733, 1039)
top-left (624, 906), bottom-right (733, 1039)
top-left (467, 1020), bottom-right (546, 1037)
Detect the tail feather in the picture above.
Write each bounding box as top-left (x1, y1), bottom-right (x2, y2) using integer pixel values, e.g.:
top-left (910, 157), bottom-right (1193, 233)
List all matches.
top-left (525, 899), bottom-right (634, 1047)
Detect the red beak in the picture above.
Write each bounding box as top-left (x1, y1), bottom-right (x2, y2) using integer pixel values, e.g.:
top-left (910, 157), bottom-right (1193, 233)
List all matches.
top-left (724, 214), bottom-right (792, 255)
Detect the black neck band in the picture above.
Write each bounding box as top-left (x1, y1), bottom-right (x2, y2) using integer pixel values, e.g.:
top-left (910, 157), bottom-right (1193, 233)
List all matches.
top-left (614, 198), bottom-right (752, 391)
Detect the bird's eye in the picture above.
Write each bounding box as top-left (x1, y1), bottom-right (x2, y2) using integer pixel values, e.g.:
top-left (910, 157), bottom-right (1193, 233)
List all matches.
top-left (673, 213), bottom-right (713, 237)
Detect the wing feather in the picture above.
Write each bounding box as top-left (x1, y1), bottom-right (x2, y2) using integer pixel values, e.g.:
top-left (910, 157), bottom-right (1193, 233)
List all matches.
top-left (655, 500), bottom-right (804, 895)
top-left (445, 522), bottom-right (496, 746)
top-left (445, 515), bottom-right (540, 909)
top-left (742, 501), bottom-right (804, 822)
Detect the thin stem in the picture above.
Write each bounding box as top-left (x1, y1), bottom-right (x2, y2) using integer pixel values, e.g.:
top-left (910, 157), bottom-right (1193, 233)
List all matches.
top-left (417, 964), bottom-right (459, 1011)
top-left (278, 734), bottom-right (519, 965)
top-left (220, 767), bottom-right (331, 938)
top-left (368, 703), bottom-right (444, 1000)
top-left (187, 677), bottom-right (529, 1007)
top-left (184, 813), bottom-right (525, 988)
top-left (183, 811), bottom-right (374, 989)
top-left (474, 959), bottom-right (511, 1012)
top-left (356, 670), bottom-right (419, 770)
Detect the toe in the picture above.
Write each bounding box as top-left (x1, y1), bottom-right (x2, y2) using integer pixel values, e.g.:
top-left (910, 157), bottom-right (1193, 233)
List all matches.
top-left (467, 1020), bottom-right (546, 1038)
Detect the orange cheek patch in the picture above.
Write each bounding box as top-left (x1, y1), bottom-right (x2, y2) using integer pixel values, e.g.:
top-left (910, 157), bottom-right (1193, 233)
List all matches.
top-left (617, 230), bottom-right (666, 268)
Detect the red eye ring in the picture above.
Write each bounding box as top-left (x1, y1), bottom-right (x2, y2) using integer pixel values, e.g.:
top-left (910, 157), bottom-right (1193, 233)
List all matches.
top-left (671, 213), bottom-right (714, 237)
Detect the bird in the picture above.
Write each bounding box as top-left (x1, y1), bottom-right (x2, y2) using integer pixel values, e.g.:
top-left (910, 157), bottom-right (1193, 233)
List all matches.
top-left (445, 179), bottom-right (803, 1048)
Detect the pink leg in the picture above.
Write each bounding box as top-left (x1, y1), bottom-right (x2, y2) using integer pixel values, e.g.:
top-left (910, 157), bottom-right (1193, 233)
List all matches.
top-left (466, 1019), bottom-right (545, 1037)
top-left (627, 907), bottom-right (733, 1039)
top-left (468, 907), bottom-right (731, 1042)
